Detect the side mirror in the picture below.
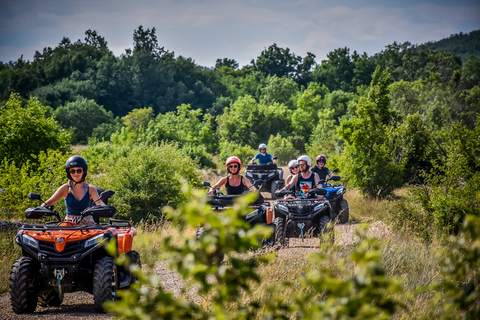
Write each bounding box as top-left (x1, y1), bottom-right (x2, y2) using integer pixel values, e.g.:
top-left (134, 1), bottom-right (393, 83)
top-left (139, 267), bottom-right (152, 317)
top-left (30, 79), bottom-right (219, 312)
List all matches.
top-left (99, 190), bottom-right (115, 200)
top-left (273, 157), bottom-right (278, 160)
top-left (247, 157), bottom-right (252, 160)
top-left (201, 181), bottom-right (211, 187)
top-left (332, 169), bottom-right (339, 173)
top-left (27, 192), bottom-right (42, 201)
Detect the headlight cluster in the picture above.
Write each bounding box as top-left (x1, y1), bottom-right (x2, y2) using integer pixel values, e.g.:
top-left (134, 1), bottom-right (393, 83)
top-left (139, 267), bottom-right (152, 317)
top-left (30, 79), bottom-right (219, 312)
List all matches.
top-left (277, 204), bottom-right (289, 213)
top-left (314, 203), bottom-right (326, 211)
top-left (336, 187), bottom-right (344, 195)
top-left (22, 234), bottom-right (39, 249)
top-left (268, 172), bottom-right (275, 178)
top-left (245, 172), bottom-right (253, 178)
top-left (84, 234), bottom-right (105, 248)
top-left (246, 209), bottom-right (259, 219)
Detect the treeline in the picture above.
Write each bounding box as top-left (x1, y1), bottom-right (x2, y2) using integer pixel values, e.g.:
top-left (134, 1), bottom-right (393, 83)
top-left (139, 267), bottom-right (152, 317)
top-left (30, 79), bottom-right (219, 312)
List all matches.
top-left (421, 29), bottom-right (480, 63)
top-left (0, 26), bottom-right (479, 234)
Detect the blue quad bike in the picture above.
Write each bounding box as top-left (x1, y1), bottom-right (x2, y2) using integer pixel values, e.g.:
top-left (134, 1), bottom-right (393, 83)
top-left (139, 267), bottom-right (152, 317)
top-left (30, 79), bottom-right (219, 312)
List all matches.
top-left (320, 169), bottom-right (349, 224)
top-left (245, 157), bottom-right (284, 200)
top-left (273, 188), bottom-right (332, 247)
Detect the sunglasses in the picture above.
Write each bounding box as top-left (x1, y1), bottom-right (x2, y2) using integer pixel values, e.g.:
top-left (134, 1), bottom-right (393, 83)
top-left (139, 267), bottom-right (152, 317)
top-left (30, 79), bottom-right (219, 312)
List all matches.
top-left (260, 149), bottom-right (266, 151)
top-left (317, 161), bottom-right (325, 163)
top-left (69, 168), bottom-right (83, 174)
top-left (299, 163), bottom-right (307, 167)
top-left (291, 166), bottom-right (299, 170)
top-left (228, 164), bottom-right (239, 169)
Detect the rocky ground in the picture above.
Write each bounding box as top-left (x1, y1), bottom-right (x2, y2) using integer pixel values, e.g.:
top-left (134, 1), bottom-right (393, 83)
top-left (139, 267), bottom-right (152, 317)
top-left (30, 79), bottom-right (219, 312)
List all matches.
top-left (0, 217), bottom-right (391, 319)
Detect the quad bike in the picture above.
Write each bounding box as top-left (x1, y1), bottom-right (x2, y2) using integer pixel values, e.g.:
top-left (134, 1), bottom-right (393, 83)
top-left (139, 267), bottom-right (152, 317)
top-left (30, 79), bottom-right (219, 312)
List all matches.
top-left (320, 169), bottom-right (349, 224)
top-left (273, 188), bottom-right (332, 247)
top-left (197, 181), bottom-right (275, 246)
top-left (10, 190), bottom-right (141, 314)
top-left (245, 157), bottom-right (284, 200)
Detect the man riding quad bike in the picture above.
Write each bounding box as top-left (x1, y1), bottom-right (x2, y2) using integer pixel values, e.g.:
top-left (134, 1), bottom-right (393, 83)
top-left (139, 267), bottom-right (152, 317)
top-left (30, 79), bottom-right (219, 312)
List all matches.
top-left (273, 187), bottom-right (332, 247)
top-left (245, 156), bottom-right (284, 200)
top-left (10, 190), bottom-right (141, 314)
top-left (319, 169), bottom-right (349, 224)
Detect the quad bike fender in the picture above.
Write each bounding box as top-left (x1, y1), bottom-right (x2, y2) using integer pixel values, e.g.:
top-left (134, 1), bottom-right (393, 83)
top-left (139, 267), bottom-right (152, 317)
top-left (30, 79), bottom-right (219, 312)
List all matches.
top-left (111, 227), bottom-right (136, 254)
top-left (266, 207), bottom-right (273, 224)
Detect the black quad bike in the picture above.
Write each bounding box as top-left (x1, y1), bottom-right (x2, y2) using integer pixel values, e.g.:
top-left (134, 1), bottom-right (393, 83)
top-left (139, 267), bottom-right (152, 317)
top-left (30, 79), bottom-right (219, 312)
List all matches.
top-left (273, 188), bottom-right (332, 247)
top-left (245, 157), bottom-right (284, 200)
top-left (197, 181), bottom-right (275, 246)
top-left (320, 169), bottom-right (349, 224)
top-left (10, 190), bottom-right (141, 314)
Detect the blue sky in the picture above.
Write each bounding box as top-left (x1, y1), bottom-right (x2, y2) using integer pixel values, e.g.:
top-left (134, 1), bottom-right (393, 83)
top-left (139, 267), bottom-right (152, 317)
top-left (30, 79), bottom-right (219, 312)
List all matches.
top-left (1, 0), bottom-right (479, 68)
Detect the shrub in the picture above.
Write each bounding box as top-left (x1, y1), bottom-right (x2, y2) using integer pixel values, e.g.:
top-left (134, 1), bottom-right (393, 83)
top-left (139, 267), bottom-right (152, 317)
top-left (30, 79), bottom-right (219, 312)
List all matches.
top-left (0, 93), bottom-right (70, 165)
top-left (267, 132), bottom-right (298, 165)
top-left (0, 150), bottom-right (68, 219)
top-left (91, 142), bottom-right (201, 222)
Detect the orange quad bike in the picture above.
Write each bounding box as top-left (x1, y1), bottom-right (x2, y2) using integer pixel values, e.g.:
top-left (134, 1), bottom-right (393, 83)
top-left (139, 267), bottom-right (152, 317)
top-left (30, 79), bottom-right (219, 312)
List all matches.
top-left (10, 190), bottom-right (141, 314)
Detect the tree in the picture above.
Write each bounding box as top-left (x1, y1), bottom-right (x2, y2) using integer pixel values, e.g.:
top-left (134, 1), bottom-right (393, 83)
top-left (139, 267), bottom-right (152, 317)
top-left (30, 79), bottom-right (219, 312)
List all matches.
top-left (338, 68), bottom-right (402, 198)
top-left (54, 99), bottom-right (114, 144)
top-left (0, 93), bottom-right (70, 165)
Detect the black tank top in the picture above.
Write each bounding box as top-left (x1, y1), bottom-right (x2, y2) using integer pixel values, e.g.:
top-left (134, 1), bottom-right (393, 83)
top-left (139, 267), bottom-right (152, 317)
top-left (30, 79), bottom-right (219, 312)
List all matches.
top-left (225, 176), bottom-right (248, 195)
top-left (297, 172), bottom-right (316, 197)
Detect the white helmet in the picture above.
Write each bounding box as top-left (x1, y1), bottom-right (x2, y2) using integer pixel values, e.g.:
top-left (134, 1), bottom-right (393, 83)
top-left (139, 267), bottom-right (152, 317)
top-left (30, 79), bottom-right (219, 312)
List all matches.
top-left (297, 155), bottom-right (311, 166)
top-left (288, 159), bottom-right (299, 169)
top-left (259, 143), bottom-right (267, 150)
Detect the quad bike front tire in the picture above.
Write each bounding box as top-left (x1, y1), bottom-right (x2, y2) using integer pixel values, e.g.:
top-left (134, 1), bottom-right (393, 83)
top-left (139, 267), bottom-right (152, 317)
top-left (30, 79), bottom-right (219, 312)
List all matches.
top-left (274, 217), bottom-right (287, 247)
top-left (270, 181), bottom-right (278, 200)
top-left (318, 216), bottom-right (330, 235)
top-left (93, 256), bottom-right (118, 313)
top-left (10, 256), bottom-right (38, 314)
top-left (338, 199), bottom-right (349, 224)
top-left (38, 290), bottom-right (63, 307)
top-left (125, 250), bottom-right (142, 286)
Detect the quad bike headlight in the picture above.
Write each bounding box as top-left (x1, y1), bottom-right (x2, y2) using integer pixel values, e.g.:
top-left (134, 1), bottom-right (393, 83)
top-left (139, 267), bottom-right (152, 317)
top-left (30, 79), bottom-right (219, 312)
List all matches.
top-left (267, 172), bottom-right (275, 178)
top-left (246, 209), bottom-right (259, 219)
top-left (336, 187), bottom-right (345, 195)
top-left (245, 172), bottom-right (253, 178)
top-left (314, 203), bottom-right (326, 211)
top-left (84, 234), bottom-right (106, 248)
top-left (22, 234), bottom-right (39, 249)
top-left (277, 204), bottom-right (289, 213)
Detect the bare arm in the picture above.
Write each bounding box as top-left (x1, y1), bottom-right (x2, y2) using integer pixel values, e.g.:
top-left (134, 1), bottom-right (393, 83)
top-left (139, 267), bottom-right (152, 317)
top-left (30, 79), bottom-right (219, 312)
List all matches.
top-left (209, 177), bottom-right (227, 195)
top-left (89, 185), bottom-right (106, 206)
top-left (42, 184), bottom-right (69, 206)
top-left (243, 176), bottom-right (256, 192)
top-left (282, 175), bottom-right (298, 190)
top-left (313, 173), bottom-right (322, 187)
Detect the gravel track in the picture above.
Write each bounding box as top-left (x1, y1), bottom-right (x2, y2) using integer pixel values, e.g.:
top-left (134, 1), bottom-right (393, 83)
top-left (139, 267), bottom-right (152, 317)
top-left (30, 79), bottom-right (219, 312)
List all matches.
top-left (0, 214), bottom-right (390, 318)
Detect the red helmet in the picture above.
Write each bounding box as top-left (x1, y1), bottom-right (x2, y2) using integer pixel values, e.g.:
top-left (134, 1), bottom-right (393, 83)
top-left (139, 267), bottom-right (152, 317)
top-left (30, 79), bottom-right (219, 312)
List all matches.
top-left (316, 155), bottom-right (326, 164)
top-left (225, 156), bottom-right (242, 169)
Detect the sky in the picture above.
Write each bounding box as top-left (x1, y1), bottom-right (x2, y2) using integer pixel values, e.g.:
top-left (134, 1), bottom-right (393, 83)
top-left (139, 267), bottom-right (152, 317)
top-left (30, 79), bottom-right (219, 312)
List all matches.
top-left (1, 0), bottom-right (479, 68)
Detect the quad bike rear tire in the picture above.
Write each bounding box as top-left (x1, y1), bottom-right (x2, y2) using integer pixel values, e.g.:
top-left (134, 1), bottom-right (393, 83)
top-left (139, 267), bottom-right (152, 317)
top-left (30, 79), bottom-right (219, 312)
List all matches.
top-left (38, 290), bottom-right (63, 307)
top-left (10, 256), bottom-right (38, 314)
top-left (93, 256), bottom-right (118, 313)
top-left (338, 199), bottom-right (349, 224)
top-left (274, 217), bottom-right (287, 247)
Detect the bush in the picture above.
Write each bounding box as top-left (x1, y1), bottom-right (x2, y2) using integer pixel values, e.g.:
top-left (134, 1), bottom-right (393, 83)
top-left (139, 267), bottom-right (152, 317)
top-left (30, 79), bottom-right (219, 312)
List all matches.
top-left (218, 141), bottom-right (256, 166)
top-left (267, 133), bottom-right (298, 165)
top-left (91, 142), bottom-right (201, 222)
top-left (0, 150), bottom-right (68, 219)
top-left (0, 93), bottom-right (70, 165)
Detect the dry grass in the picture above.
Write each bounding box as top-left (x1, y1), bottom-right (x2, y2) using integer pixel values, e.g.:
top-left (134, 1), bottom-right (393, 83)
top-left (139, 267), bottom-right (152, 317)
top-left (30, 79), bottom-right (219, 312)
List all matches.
top-left (0, 230), bottom-right (21, 293)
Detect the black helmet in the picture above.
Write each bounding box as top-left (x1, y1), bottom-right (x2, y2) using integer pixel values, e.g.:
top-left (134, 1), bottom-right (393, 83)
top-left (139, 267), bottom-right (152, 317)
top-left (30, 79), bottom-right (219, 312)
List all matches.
top-left (65, 155), bottom-right (88, 182)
